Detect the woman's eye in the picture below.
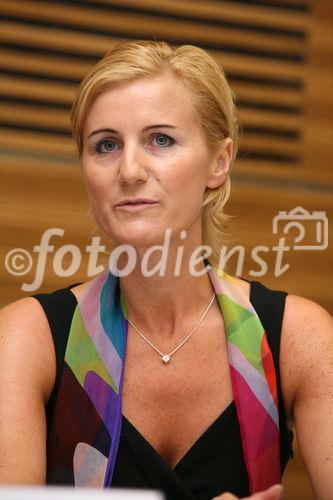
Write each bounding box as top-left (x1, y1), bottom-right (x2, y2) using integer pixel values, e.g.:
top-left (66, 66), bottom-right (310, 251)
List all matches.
top-left (152, 134), bottom-right (174, 148)
top-left (96, 138), bottom-right (118, 153)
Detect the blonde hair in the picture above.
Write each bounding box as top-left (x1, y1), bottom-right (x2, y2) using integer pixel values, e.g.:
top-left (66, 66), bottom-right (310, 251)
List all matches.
top-left (70, 40), bottom-right (239, 266)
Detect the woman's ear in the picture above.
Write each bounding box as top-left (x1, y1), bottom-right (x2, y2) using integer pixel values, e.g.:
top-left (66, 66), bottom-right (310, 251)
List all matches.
top-left (206, 138), bottom-right (233, 189)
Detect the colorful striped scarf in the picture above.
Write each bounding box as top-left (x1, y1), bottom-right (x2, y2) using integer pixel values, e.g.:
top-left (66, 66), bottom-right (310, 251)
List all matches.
top-left (48, 264), bottom-right (280, 493)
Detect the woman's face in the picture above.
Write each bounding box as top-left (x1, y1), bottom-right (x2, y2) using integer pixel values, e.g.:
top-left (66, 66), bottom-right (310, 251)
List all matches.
top-left (81, 74), bottom-right (228, 249)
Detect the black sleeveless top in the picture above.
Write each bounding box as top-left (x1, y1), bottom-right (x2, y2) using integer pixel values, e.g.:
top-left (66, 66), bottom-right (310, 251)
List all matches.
top-left (34, 281), bottom-right (293, 500)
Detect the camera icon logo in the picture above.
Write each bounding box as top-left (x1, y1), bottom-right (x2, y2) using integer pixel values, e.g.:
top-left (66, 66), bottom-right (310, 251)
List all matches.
top-left (272, 206), bottom-right (328, 251)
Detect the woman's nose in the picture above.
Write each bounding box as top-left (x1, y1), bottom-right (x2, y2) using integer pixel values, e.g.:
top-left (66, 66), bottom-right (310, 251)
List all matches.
top-left (118, 145), bottom-right (148, 186)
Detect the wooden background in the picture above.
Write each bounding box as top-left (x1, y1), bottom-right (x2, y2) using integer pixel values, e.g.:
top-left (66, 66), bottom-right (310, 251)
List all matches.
top-left (0, 0), bottom-right (332, 498)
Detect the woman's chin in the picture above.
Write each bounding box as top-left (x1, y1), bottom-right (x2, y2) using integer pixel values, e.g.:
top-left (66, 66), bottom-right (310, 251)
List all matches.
top-left (106, 231), bottom-right (166, 251)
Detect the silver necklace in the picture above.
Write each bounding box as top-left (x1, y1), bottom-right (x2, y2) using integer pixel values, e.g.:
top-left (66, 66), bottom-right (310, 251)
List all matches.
top-left (127, 293), bottom-right (216, 364)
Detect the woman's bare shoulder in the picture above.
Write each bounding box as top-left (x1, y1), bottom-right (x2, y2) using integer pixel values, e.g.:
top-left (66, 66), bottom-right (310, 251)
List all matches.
top-left (281, 294), bottom-right (332, 371)
top-left (0, 296), bottom-right (56, 402)
top-left (282, 293), bottom-right (332, 333)
top-left (0, 297), bottom-right (57, 482)
top-left (280, 294), bottom-right (333, 422)
top-left (0, 295), bottom-right (52, 340)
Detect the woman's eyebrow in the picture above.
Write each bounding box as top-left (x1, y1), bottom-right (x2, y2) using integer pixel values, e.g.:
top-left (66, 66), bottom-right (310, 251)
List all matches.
top-left (87, 124), bottom-right (179, 139)
top-left (87, 128), bottom-right (117, 139)
top-left (142, 124), bottom-right (178, 131)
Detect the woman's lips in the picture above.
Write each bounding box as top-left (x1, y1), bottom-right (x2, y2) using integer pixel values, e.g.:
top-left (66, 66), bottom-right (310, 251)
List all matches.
top-left (115, 201), bottom-right (159, 212)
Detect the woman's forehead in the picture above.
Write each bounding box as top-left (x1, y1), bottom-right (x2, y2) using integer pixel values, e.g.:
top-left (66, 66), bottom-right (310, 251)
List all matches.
top-left (84, 75), bottom-right (199, 134)
top-left (94, 74), bottom-right (194, 109)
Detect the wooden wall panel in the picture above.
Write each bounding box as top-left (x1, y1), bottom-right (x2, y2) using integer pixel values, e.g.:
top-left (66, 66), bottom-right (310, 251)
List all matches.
top-left (0, 0), bottom-right (311, 182)
top-left (303, 1), bottom-right (333, 185)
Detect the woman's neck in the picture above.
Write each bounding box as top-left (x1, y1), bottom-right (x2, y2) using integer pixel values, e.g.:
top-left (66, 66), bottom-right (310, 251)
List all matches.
top-left (118, 241), bottom-right (215, 341)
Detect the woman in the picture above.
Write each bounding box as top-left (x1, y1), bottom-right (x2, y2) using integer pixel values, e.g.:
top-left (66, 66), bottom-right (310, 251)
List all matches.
top-left (0, 40), bottom-right (332, 500)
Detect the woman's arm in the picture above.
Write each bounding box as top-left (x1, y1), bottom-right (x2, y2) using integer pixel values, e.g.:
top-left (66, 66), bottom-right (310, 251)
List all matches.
top-left (280, 294), bottom-right (333, 500)
top-left (0, 297), bottom-right (56, 483)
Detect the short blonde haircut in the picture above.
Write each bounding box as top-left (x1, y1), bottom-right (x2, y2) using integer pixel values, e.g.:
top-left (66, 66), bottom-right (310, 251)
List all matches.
top-left (70, 40), bottom-right (238, 266)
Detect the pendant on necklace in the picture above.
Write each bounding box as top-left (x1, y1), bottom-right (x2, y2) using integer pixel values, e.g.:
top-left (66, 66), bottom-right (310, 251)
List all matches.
top-left (162, 355), bottom-right (170, 364)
